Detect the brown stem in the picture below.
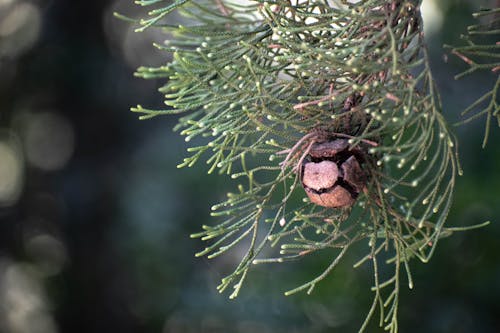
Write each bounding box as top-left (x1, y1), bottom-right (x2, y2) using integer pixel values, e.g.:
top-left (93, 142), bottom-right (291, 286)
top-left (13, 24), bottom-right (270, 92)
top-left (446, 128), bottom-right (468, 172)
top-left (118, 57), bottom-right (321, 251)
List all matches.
top-left (215, 0), bottom-right (230, 16)
top-left (451, 50), bottom-right (474, 65)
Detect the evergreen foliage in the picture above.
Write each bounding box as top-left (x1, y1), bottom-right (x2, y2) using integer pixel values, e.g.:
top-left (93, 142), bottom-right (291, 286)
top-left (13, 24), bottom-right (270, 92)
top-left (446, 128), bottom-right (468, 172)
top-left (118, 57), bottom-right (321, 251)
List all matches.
top-left (119, 1), bottom-right (493, 331)
top-left (446, 8), bottom-right (500, 147)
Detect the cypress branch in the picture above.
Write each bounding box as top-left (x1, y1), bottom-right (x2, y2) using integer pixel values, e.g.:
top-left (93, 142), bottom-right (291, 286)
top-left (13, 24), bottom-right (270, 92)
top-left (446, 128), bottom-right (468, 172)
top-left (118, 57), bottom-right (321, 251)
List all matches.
top-left (120, 1), bottom-right (492, 332)
top-left (446, 7), bottom-right (500, 147)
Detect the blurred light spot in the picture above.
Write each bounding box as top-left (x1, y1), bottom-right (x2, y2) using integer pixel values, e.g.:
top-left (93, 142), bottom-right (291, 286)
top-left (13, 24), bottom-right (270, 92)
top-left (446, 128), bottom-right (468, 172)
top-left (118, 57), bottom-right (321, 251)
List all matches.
top-left (421, 0), bottom-right (443, 36)
top-left (0, 2), bottom-right (41, 57)
top-left (0, 2), bottom-right (31, 37)
top-left (25, 234), bottom-right (67, 277)
top-left (0, 0), bottom-right (15, 8)
top-left (22, 112), bottom-right (75, 171)
top-left (0, 136), bottom-right (23, 207)
top-left (0, 260), bottom-right (58, 333)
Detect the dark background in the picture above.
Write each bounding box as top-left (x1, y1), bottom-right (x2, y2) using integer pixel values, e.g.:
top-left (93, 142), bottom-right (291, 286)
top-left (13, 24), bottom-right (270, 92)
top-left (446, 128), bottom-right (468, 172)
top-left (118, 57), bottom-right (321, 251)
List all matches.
top-left (0, 0), bottom-right (499, 332)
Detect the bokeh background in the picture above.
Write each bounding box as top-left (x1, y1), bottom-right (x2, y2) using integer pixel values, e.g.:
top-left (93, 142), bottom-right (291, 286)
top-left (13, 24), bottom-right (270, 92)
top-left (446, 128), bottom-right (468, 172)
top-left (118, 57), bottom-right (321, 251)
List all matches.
top-left (0, 0), bottom-right (499, 332)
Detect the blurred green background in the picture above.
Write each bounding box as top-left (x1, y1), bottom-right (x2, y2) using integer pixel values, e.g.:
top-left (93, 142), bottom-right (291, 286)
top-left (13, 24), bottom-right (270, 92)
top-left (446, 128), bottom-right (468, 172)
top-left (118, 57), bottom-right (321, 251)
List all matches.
top-left (0, 0), bottom-right (498, 332)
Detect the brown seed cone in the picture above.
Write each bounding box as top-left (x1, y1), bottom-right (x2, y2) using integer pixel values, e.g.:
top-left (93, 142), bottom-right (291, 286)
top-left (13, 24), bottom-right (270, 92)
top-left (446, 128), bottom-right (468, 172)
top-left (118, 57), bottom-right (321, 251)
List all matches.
top-left (300, 138), bottom-right (367, 208)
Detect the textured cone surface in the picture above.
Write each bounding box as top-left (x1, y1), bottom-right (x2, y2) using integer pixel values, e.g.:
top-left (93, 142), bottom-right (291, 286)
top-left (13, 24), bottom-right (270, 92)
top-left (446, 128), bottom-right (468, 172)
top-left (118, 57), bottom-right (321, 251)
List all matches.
top-left (320, 186), bottom-right (354, 208)
top-left (302, 161), bottom-right (338, 190)
top-left (304, 183), bottom-right (355, 208)
top-left (309, 139), bottom-right (349, 158)
top-left (301, 138), bottom-right (367, 208)
top-left (341, 156), bottom-right (366, 192)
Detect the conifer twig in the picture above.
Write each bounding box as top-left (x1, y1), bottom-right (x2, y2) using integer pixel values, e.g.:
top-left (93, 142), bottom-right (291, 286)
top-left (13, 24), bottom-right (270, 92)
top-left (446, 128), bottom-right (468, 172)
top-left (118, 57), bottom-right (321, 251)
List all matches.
top-left (122, 1), bottom-right (488, 332)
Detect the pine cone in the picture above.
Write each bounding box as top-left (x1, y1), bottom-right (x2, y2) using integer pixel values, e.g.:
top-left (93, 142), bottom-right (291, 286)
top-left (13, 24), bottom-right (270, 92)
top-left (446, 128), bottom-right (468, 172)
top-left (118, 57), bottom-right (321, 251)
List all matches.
top-left (301, 139), bottom-right (366, 208)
